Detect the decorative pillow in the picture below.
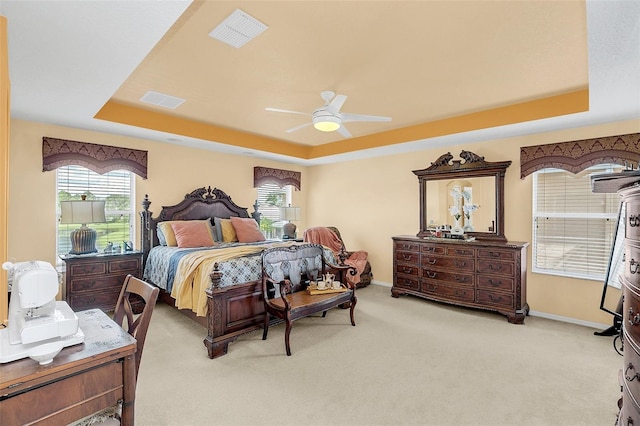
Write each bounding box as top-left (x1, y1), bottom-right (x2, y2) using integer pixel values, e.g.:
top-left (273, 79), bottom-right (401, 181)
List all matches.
top-left (214, 217), bottom-right (238, 243)
top-left (230, 216), bottom-right (265, 243)
top-left (157, 224), bottom-right (168, 246)
top-left (170, 221), bottom-right (216, 248)
top-left (157, 221), bottom-right (179, 246)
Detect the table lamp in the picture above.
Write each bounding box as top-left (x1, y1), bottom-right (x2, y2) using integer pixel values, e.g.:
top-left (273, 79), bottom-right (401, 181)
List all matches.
top-left (60, 196), bottom-right (106, 254)
top-left (279, 205), bottom-right (301, 239)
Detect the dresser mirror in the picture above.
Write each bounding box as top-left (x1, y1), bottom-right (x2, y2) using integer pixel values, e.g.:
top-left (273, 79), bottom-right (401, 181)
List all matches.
top-left (413, 150), bottom-right (511, 241)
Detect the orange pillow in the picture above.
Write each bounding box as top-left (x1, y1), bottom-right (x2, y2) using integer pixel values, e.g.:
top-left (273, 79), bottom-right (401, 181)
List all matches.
top-left (171, 221), bottom-right (216, 248)
top-left (230, 217), bottom-right (265, 243)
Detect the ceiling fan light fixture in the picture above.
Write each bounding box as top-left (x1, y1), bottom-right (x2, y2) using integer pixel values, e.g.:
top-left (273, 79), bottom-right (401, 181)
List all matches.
top-left (313, 115), bottom-right (341, 132)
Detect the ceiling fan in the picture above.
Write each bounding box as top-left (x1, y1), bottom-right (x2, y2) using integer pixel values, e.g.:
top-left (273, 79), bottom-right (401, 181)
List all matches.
top-left (265, 90), bottom-right (392, 138)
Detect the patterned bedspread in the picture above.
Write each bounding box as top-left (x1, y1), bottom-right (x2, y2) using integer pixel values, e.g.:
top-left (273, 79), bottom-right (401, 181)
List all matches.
top-left (143, 241), bottom-right (338, 316)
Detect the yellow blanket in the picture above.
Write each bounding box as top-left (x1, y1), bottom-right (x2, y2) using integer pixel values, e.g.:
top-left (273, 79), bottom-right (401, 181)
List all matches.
top-left (170, 242), bottom-right (293, 316)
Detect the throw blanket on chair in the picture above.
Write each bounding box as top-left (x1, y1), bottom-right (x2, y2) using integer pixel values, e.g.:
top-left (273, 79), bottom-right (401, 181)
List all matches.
top-left (303, 227), bottom-right (368, 286)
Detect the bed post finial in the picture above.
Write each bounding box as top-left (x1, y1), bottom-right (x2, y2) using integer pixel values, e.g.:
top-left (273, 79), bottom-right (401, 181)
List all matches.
top-left (209, 263), bottom-right (222, 290)
top-left (140, 194), bottom-right (153, 266)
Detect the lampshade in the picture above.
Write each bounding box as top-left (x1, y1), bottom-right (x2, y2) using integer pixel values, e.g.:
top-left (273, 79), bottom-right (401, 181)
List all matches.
top-left (279, 206), bottom-right (301, 222)
top-left (313, 116), bottom-right (341, 132)
top-left (60, 199), bottom-right (106, 255)
top-left (60, 200), bottom-right (106, 225)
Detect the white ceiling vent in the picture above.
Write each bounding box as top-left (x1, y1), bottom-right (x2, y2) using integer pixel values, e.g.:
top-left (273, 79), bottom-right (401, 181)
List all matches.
top-left (140, 91), bottom-right (185, 109)
top-left (208, 9), bottom-right (268, 48)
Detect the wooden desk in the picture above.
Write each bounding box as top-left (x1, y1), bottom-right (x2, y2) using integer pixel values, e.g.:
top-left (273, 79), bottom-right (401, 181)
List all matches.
top-left (0, 309), bottom-right (137, 425)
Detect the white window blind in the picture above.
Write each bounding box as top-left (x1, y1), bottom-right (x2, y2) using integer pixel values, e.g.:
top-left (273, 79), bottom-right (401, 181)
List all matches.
top-left (57, 165), bottom-right (134, 256)
top-left (256, 183), bottom-right (291, 239)
top-left (532, 164), bottom-right (623, 281)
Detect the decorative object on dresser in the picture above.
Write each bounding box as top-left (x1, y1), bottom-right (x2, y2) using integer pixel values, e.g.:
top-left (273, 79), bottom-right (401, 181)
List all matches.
top-left (392, 151), bottom-right (529, 323)
top-left (61, 251), bottom-right (143, 313)
top-left (59, 195), bottom-right (107, 255)
top-left (591, 169), bottom-right (640, 425)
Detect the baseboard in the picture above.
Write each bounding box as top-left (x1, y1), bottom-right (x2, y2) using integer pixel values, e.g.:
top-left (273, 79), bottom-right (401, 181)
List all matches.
top-left (369, 281), bottom-right (611, 331)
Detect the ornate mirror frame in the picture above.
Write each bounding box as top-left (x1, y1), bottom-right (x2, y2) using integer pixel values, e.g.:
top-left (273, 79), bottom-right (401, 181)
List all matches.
top-left (413, 150), bottom-right (511, 242)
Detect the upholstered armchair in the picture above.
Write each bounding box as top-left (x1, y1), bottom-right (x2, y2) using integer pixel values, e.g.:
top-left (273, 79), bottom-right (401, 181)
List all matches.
top-left (303, 226), bottom-right (372, 288)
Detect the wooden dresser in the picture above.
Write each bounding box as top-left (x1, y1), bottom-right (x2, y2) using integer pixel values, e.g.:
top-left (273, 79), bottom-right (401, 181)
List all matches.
top-left (61, 251), bottom-right (143, 312)
top-left (392, 235), bottom-right (529, 323)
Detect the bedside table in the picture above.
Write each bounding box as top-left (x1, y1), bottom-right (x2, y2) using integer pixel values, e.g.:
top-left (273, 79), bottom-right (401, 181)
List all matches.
top-left (60, 251), bottom-right (143, 312)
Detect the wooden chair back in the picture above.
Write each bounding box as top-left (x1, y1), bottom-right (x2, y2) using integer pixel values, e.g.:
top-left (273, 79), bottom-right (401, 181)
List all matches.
top-left (112, 275), bottom-right (159, 379)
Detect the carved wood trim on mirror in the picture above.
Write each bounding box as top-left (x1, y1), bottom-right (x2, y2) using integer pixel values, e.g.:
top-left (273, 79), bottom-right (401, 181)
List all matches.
top-left (413, 150), bottom-right (511, 242)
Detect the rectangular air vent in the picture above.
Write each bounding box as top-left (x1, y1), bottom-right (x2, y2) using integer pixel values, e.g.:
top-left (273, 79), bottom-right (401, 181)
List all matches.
top-left (140, 91), bottom-right (185, 109)
top-left (208, 9), bottom-right (268, 48)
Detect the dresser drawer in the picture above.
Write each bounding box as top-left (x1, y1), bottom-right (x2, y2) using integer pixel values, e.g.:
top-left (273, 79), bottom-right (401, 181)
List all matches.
top-left (69, 261), bottom-right (107, 277)
top-left (477, 247), bottom-right (515, 261)
top-left (395, 251), bottom-right (420, 265)
top-left (422, 255), bottom-right (474, 272)
top-left (621, 380), bottom-right (640, 426)
top-left (627, 196), bottom-right (640, 242)
top-left (626, 242), bottom-right (640, 284)
top-left (421, 244), bottom-right (446, 255)
top-left (69, 274), bottom-right (128, 293)
top-left (477, 275), bottom-right (515, 292)
top-left (109, 258), bottom-right (140, 273)
top-left (477, 260), bottom-right (515, 276)
top-left (623, 279), bottom-right (640, 352)
top-left (476, 290), bottom-right (514, 309)
top-left (623, 346), bottom-right (640, 410)
top-left (445, 246), bottom-right (475, 257)
top-left (421, 268), bottom-right (474, 286)
top-left (421, 282), bottom-right (474, 302)
top-left (69, 287), bottom-right (122, 311)
top-left (395, 241), bottom-right (421, 252)
top-left (396, 264), bottom-right (419, 276)
top-left (395, 274), bottom-right (420, 291)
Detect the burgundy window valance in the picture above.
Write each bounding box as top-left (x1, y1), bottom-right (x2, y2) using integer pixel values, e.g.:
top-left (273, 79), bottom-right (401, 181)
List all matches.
top-left (253, 166), bottom-right (301, 190)
top-left (42, 137), bottom-right (148, 179)
top-left (520, 132), bottom-right (640, 179)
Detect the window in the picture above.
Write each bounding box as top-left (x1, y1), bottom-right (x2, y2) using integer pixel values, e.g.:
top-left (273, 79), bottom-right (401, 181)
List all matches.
top-left (57, 165), bottom-right (135, 256)
top-left (532, 164), bottom-right (624, 281)
top-left (256, 183), bottom-right (292, 239)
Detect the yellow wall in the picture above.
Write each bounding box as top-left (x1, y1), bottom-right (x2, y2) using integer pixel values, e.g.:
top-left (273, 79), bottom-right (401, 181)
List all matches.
top-left (7, 117), bottom-right (640, 326)
top-left (1, 16), bottom-right (9, 324)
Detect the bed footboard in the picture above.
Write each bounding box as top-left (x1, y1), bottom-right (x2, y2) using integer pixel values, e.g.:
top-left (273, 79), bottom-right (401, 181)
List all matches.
top-left (203, 266), bottom-right (266, 358)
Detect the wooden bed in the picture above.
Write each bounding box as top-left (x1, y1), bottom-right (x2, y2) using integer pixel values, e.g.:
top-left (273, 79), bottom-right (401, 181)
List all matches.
top-left (139, 186), bottom-right (271, 359)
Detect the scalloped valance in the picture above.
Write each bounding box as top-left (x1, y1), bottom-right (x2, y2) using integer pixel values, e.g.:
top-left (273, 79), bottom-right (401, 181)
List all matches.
top-left (253, 166), bottom-right (301, 190)
top-left (42, 137), bottom-right (148, 179)
top-left (520, 132), bottom-right (640, 179)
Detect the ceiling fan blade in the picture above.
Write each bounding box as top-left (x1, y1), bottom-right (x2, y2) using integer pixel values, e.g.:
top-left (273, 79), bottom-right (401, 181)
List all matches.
top-left (341, 112), bottom-right (392, 123)
top-left (285, 122), bottom-right (313, 133)
top-left (337, 125), bottom-right (352, 138)
top-left (265, 107), bottom-right (310, 116)
top-left (326, 94), bottom-right (347, 113)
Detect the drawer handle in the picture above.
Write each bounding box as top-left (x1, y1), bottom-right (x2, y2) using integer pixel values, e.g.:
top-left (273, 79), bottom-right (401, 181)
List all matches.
top-left (625, 363), bottom-right (640, 382)
top-left (427, 258), bottom-right (437, 265)
top-left (454, 276), bottom-right (467, 282)
top-left (82, 297), bottom-right (96, 305)
top-left (454, 261), bottom-right (466, 268)
top-left (629, 307), bottom-right (640, 326)
top-left (426, 284), bottom-right (437, 291)
top-left (426, 271), bottom-right (436, 279)
top-left (630, 214), bottom-right (640, 227)
top-left (488, 264), bottom-right (502, 271)
top-left (424, 247), bottom-right (435, 252)
top-left (488, 251), bottom-right (501, 258)
top-left (402, 267), bottom-right (413, 274)
top-left (489, 294), bottom-right (503, 302)
top-left (455, 249), bottom-right (468, 255)
top-left (454, 290), bottom-right (466, 297)
top-left (631, 259), bottom-right (640, 274)
top-left (626, 417), bottom-right (634, 426)
top-left (402, 244), bottom-right (412, 250)
top-left (402, 254), bottom-right (413, 261)
top-left (402, 278), bottom-right (414, 285)
top-left (487, 279), bottom-right (502, 287)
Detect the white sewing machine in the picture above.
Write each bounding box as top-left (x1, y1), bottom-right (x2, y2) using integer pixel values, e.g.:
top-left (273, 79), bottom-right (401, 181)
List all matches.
top-left (0, 260), bottom-right (84, 364)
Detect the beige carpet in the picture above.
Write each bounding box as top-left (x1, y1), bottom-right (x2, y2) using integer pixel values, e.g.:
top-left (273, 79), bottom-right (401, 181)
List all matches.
top-left (135, 284), bottom-right (621, 426)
